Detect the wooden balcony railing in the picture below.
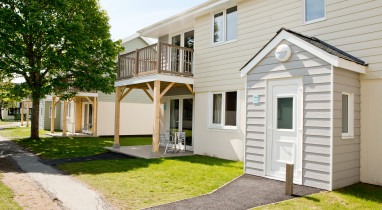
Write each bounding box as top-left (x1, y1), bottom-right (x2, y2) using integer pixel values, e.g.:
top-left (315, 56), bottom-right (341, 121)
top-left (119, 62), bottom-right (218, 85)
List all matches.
top-left (117, 42), bottom-right (194, 80)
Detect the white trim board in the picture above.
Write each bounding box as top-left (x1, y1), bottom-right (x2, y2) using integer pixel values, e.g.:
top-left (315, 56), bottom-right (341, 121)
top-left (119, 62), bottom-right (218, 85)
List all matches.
top-left (240, 30), bottom-right (367, 77)
top-left (115, 74), bottom-right (194, 87)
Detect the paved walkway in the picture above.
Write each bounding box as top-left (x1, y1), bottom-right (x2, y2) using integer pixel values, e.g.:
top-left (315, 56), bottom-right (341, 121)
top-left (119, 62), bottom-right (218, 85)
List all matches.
top-left (0, 137), bottom-right (114, 210)
top-left (147, 174), bottom-right (323, 210)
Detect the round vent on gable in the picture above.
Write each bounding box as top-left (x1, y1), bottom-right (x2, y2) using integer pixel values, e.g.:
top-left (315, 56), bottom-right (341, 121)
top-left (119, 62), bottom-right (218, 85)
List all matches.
top-left (275, 44), bottom-right (292, 62)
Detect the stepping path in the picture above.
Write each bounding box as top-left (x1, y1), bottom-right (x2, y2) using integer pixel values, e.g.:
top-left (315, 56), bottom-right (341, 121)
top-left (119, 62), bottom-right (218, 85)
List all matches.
top-left (0, 137), bottom-right (114, 210)
top-left (147, 174), bottom-right (323, 210)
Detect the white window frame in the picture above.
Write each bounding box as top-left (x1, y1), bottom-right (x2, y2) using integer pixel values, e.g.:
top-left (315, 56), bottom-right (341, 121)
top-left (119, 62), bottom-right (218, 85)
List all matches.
top-left (303, 0), bottom-right (326, 25)
top-left (49, 106), bottom-right (56, 118)
top-left (211, 6), bottom-right (237, 46)
top-left (341, 92), bottom-right (354, 139)
top-left (208, 90), bottom-right (240, 130)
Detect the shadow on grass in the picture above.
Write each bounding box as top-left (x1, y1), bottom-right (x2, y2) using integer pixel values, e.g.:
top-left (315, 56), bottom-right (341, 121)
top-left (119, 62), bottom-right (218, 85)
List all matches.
top-left (13, 136), bottom-right (152, 160)
top-left (57, 155), bottom-right (243, 176)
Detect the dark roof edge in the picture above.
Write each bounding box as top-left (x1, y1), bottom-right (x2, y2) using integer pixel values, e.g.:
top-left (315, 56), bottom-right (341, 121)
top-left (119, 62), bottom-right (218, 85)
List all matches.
top-left (240, 28), bottom-right (368, 71)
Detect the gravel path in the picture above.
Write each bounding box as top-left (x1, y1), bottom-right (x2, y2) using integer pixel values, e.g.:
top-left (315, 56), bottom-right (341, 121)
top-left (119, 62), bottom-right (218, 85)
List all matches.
top-left (0, 137), bottom-right (114, 210)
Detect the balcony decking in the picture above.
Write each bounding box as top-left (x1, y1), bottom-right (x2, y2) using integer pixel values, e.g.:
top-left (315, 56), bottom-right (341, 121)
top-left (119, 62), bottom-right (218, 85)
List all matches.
top-left (117, 42), bottom-right (194, 80)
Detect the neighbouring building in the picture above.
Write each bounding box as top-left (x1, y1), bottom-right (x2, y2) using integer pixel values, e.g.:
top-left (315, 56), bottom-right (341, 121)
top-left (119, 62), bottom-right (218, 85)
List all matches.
top-left (40, 34), bottom-right (154, 136)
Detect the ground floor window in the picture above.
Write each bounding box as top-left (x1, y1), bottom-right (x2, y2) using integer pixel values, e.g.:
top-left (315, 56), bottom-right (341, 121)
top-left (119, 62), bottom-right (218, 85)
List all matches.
top-left (210, 91), bottom-right (238, 129)
top-left (7, 108), bottom-right (20, 116)
top-left (342, 92), bottom-right (354, 139)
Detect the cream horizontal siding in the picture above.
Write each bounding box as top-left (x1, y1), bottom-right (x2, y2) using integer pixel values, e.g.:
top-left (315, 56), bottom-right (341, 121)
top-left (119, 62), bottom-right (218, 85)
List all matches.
top-left (121, 37), bottom-right (149, 54)
top-left (332, 67), bottom-right (361, 190)
top-left (193, 0), bottom-right (382, 93)
top-left (245, 41), bottom-right (332, 190)
top-left (98, 89), bottom-right (152, 104)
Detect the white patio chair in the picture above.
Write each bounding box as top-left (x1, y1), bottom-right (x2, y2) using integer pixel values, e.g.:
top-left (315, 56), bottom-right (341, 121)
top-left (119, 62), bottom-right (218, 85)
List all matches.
top-left (160, 131), bottom-right (175, 155)
top-left (175, 132), bottom-right (186, 152)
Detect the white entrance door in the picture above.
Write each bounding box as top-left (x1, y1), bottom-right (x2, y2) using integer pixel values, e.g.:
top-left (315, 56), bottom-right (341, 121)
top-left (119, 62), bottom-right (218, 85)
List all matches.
top-left (266, 78), bottom-right (303, 184)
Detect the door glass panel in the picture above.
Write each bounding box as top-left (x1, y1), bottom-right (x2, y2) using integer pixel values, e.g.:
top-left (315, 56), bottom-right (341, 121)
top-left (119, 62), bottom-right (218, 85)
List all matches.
top-left (171, 35), bottom-right (181, 72)
top-left (277, 97), bottom-right (293, 129)
top-left (184, 30), bottom-right (194, 49)
top-left (182, 99), bottom-right (193, 146)
top-left (170, 99), bottom-right (179, 132)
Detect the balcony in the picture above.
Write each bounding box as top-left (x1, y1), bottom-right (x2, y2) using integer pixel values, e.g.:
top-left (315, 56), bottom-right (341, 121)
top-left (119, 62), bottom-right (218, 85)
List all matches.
top-left (117, 42), bottom-right (194, 80)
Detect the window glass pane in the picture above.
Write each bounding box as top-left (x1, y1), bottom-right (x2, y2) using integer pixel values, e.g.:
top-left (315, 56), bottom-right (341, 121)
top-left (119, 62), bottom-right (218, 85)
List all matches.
top-left (305, 0), bottom-right (325, 22)
top-left (184, 30), bottom-right (194, 49)
top-left (170, 99), bottom-right (179, 132)
top-left (213, 12), bottom-right (224, 43)
top-left (277, 98), bottom-right (293, 129)
top-left (171, 35), bottom-right (181, 46)
top-left (342, 94), bottom-right (349, 133)
top-left (225, 91), bottom-right (237, 126)
top-left (171, 35), bottom-right (181, 72)
top-left (226, 6), bottom-right (237, 41)
top-left (213, 94), bottom-right (222, 124)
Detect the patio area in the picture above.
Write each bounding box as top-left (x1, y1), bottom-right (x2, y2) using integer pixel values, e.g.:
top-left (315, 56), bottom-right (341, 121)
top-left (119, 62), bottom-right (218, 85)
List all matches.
top-left (105, 145), bottom-right (194, 159)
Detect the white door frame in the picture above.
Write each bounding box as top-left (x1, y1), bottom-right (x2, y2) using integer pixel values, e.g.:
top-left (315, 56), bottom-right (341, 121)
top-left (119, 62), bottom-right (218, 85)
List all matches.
top-left (265, 77), bottom-right (303, 184)
top-left (82, 102), bottom-right (93, 133)
top-left (165, 95), bottom-right (195, 151)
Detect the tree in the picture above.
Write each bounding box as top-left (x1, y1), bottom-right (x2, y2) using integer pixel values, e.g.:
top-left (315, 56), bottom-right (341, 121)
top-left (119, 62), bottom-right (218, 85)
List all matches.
top-left (0, 0), bottom-right (123, 138)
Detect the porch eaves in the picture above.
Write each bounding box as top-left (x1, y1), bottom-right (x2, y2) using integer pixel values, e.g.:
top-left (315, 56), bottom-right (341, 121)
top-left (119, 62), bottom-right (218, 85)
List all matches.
top-left (138, 0), bottom-right (236, 38)
top-left (115, 74), bottom-right (194, 87)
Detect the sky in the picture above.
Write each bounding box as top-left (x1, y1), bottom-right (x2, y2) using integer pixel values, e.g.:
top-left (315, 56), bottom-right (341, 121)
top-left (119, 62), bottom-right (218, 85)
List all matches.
top-left (98, 0), bottom-right (209, 41)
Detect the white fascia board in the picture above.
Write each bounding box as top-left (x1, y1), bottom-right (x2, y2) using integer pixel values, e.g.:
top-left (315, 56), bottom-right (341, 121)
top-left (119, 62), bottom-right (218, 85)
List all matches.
top-left (138, 0), bottom-right (230, 37)
top-left (241, 30), bottom-right (367, 77)
top-left (337, 58), bottom-right (366, 74)
top-left (115, 74), bottom-right (194, 87)
top-left (77, 92), bottom-right (98, 97)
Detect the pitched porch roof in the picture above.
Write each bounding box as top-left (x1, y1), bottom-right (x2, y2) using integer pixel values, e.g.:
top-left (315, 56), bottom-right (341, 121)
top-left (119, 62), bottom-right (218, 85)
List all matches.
top-left (240, 28), bottom-right (368, 77)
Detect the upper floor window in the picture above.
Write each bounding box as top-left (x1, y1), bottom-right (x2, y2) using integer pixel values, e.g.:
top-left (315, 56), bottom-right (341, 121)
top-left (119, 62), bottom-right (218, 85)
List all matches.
top-left (304, 0), bottom-right (325, 24)
top-left (213, 6), bottom-right (237, 44)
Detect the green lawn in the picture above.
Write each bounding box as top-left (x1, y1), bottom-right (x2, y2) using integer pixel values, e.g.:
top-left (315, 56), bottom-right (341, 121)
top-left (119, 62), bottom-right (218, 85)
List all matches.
top-left (0, 122), bottom-right (12, 126)
top-left (14, 136), bottom-right (152, 159)
top-left (58, 156), bottom-right (243, 209)
top-left (257, 183), bottom-right (382, 209)
top-left (0, 126), bottom-right (55, 138)
top-left (0, 174), bottom-right (22, 210)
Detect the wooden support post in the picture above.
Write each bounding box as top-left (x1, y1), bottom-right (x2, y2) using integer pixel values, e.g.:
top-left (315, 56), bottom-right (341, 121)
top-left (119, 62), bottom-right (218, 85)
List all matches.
top-left (114, 87), bottom-right (121, 148)
top-left (21, 102), bottom-right (24, 126)
top-left (93, 97), bottom-right (97, 136)
top-left (152, 80), bottom-right (161, 157)
top-left (156, 42), bottom-right (161, 73)
top-left (63, 100), bottom-right (68, 137)
top-left (186, 84), bottom-right (195, 96)
top-left (51, 97), bottom-right (56, 133)
top-left (160, 82), bottom-right (175, 99)
top-left (135, 49), bottom-right (139, 76)
top-left (75, 98), bottom-right (83, 133)
top-left (143, 89), bottom-right (153, 102)
top-left (26, 102), bottom-right (30, 127)
top-left (285, 163), bottom-right (294, 196)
